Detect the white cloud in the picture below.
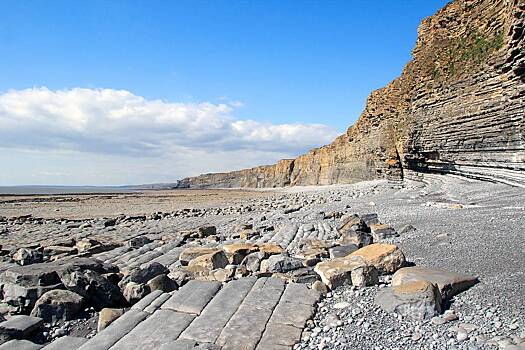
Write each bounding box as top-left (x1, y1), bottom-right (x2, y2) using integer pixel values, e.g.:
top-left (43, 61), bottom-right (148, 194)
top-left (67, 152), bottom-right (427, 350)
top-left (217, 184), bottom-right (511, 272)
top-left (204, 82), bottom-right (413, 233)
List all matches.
top-left (0, 87), bottom-right (340, 184)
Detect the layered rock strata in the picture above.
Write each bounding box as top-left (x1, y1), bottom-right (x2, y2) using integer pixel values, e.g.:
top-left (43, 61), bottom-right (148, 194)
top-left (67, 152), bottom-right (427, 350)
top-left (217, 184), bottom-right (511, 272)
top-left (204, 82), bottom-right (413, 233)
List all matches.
top-left (178, 0), bottom-right (525, 189)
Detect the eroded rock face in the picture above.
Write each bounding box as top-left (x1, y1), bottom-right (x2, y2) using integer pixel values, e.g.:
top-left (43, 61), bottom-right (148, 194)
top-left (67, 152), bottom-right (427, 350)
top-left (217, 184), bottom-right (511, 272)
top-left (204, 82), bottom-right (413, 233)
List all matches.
top-left (177, 0), bottom-right (525, 188)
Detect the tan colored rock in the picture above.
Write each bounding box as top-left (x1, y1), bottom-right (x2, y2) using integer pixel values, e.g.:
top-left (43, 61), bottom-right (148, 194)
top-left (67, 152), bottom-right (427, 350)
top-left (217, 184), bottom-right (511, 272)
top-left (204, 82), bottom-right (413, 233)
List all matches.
top-left (350, 243), bottom-right (405, 275)
top-left (313, 256), bottom-right (366, 290)
top-left (210, 267), bottom-right (235, 282)
top-left (179, 247), bottom-right (221, 265)
top-left (222, 243), bottom-right (259, 264)
top-left (97, 308), bottom-right (125, 332)
top-left (239, 229), bottom-right (257, 240)
top-left (392, 267), bottom-right (478, 299)
top-left (188, 251), bottom-right (229, 271)
top-left (369, 224), bottom-right (398, 240)
top-left (257, 243), bottom-right (284, 256)
top-left (43, 246), bottom-right (78, 256)
top-left (75, 239), bottom-right (99, 253)
top-left (311, 281), bottom-right (328, 296)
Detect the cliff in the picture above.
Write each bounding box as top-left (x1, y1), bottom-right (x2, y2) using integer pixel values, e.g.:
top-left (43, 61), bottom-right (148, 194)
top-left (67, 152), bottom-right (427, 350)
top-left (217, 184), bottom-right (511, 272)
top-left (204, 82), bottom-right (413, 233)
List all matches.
top-left (178, 0), bottom-right (525, 189)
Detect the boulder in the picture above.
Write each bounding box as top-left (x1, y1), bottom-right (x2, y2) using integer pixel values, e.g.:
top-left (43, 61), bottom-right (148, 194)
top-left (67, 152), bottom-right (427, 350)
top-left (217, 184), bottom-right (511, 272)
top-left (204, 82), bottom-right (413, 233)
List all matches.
top-left (239, 229), bottom-right (258, 240)
top-left (30, 290), bottom-right (84, 322)
top-left (360, 213), bottom-right (380, 226)
top-left (127, 236), bottom-right (152, 248)
top-left (222, 243), bottom-right (259, 264)
top-left (338, 214), bottom-right (367, 232)
top-left (75, 239), bottom-right (100, 253)
top-left (339, 230), bottom-right (373, 248)
top-left (240, 252), bottom-right (263, 272)
top-left (349, 243), bottom-right (405, 275)
top-left (260, 255), bottom-right (303, 273)
top-left (210, 267), bottom-right (235, 282)
top-left (12, 249), bottom-right (42, 266)
top-left (179, 247), bottom-right (221, 265)
top-left (1, 258), bottom-right (114, 314)
top-left (296, 248), bottom-right (328, 267)
top-left (313, 256), bottom-right (366, 289)
top-left (118, 262), bottom-right (170, 303)
top-left (375, 280), bottom-right (442, 320)
top-left (370, 224), bottom-right (399, 240)
top-left (329, 244), bottom-right (359, 258)
top-left (257, 243), bottom-right (284, 257)
top-left (198, 226), bottom-right (216, 238)
top-left (311, 281), bottom-right (328, 296)
top-left (97, 308), bottom-right (125, 332)
top-left (122, 282), bottom-right (150, 304)
top-left (122, 262), bottom-right (169, 284)
top-left (350, 265), bottom-right (379, 288)
top-left (147, 274), bottom-right (177, 292)
top-left (188, 251), bottom-right (229, 271)
top-left (392, 267), bottom-right (478, 299)
top-left (58, 267), bottom-right (125, 309)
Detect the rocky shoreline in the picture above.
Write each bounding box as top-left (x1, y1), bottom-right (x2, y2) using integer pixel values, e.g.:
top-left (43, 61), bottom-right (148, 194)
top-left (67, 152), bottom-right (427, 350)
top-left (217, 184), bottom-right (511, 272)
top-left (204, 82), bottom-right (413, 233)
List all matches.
top-left (0, 175), bottom-right (523, 349)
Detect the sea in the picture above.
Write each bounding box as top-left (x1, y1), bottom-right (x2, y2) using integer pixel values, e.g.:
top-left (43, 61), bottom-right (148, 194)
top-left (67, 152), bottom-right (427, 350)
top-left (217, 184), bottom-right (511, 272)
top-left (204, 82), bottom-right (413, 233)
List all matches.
top-left (0, 186), bottom-right (138, 195)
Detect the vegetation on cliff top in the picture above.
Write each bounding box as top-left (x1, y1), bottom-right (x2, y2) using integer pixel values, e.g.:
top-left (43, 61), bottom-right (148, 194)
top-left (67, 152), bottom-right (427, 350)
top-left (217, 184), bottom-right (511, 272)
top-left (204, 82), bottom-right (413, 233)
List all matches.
top-left (432, 29), bottom-right (504, 80)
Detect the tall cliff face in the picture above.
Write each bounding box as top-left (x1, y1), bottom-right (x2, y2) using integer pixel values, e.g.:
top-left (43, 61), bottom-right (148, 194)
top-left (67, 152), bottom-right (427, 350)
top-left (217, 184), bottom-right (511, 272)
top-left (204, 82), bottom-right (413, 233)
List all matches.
top-left (178, 0), bottom-right (525, 189)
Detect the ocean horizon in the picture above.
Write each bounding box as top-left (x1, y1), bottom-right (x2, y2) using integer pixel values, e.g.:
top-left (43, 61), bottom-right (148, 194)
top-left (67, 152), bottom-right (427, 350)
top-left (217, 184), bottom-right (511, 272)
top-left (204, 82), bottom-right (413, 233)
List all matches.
top-left (0, 185), bottom-right (138, 195)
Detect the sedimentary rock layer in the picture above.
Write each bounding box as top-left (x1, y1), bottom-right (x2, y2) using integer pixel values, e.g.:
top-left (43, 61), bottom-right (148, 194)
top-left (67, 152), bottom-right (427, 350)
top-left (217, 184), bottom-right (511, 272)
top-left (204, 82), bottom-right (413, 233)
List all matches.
top-left (178, 0), bottom-right (525, 188)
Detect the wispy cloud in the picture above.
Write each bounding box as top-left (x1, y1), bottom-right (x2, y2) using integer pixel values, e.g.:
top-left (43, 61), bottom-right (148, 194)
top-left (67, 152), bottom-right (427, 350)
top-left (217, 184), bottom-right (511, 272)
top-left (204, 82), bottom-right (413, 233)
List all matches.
top-left (0, 87), bottom-right (340, 184)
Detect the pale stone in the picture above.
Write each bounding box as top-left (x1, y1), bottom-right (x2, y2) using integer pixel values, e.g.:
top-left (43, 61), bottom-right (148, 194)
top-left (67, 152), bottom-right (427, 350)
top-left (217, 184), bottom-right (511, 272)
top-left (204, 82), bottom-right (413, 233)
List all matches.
top-left (392, 267), bottom-right (478, 299)
top-left (349, 243), bottom-right (405, 275)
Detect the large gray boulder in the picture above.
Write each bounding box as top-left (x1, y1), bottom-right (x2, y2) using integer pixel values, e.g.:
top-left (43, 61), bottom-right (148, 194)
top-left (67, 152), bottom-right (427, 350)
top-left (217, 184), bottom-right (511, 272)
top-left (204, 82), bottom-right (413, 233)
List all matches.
top-left (260, 255), bottom-right (303, 273)
top-left (12, 249), bottom-right (42, 266)
top-left (1, 258), bottom-right (113, 314)
top-left (121, 262), bottom-right (169, 285)
top-left (118, 262), bottom-right (170, 304)
top-left (58, 267), bottom-right (125, 310)
top-left (30, 289), bottom-right (84, 322)
top-left (375, 280), bottom-right (442, 320)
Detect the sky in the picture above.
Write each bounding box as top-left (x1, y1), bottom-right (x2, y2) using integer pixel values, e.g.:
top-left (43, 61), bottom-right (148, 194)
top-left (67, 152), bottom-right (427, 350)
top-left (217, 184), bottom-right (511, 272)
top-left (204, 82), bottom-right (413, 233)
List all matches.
top-left (0, 0), bottom-right (449, 186)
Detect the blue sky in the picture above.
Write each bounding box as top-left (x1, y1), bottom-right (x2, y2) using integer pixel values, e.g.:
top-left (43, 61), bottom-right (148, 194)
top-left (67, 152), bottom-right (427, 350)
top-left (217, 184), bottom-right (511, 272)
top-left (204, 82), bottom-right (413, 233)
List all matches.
top-left (0, 0), bottom-right (449, 185)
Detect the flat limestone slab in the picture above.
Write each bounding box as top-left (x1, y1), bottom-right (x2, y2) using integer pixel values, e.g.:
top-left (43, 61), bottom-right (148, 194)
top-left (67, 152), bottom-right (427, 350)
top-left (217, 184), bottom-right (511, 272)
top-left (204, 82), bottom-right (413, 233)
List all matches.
top-left (110, 309), bottom-right (195, 350)
top-left (41, 336), bottom-right (87, 349)
top-left (161, 280), bottom-right (221, 315)
top-left (256, 283), bottom-right (320, 349)
top-left (391, 267), bottom-right (478, 299)
top-left (160, 339), bottom-right (197, 350)
top-left (266, 299), bottom-right (315, 329)
top-left (131, 290), bottom-right (164, 311)
top-left (77, 309), bottom-right (148, 350)
top-left (279, 283), bottom-right (320, 307)
top-left (144, 293), bottom-right (170, 313)
top-left (216, 277), bottom-right (285, 350)
top-left (179, 277), bottom-right (257, 343)
top-left (256, 323), bottom-right (299, 350)
top-left (0, 339), bottom-right (42, 350)
top-left (0, 315), bottom-right (43, 338)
